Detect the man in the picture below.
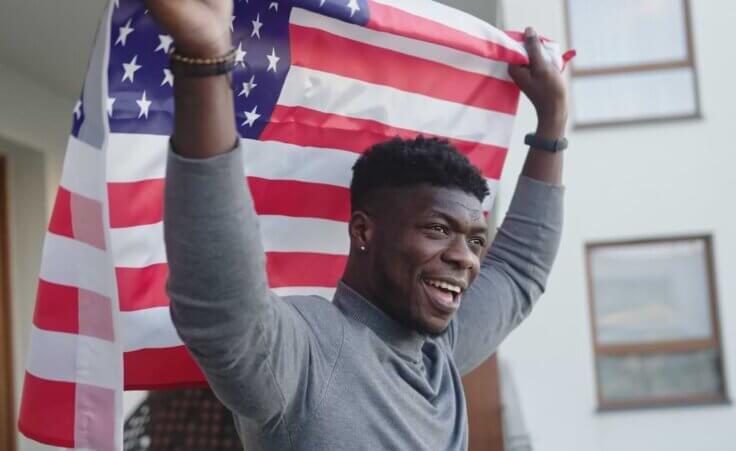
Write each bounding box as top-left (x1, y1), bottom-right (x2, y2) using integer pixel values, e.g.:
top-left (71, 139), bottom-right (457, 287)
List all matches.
top-left (152, 0), bottom-right (567, 449)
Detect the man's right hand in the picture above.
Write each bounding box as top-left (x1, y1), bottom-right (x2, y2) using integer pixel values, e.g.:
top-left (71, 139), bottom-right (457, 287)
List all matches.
top-left (146, 0), bottom-right (239, 159)
top-left (146, 0), bottom-right (233, 58)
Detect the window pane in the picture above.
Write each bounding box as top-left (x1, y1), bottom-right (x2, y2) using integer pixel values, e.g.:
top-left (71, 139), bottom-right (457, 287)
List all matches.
top-left (572, 67), bottom-right (697, 125)
top-left (590, 239), bottom-right (712, 344)
top-left (568, 0), bottom-right (689, 70)
top-left (598, 349), bottom-right (724, 402)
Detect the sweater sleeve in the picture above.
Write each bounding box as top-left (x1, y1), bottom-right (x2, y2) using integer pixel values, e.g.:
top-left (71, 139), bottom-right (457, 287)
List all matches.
top-left (163, 143), bottom-right (333, 426)
top-left (450, 175), bottom-right (564, 375)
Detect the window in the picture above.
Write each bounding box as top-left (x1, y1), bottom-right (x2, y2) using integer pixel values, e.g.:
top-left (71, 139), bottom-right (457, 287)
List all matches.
top-left (0, 157), bottom-right (15, 450)
top-left (586, 235), bottom-right (728, 410)
top-left (565, 0), bottom-right (700, 127)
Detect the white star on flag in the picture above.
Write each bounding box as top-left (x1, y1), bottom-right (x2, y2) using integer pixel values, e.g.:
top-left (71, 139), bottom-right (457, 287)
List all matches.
top-left (106, 97), bottom-right (116, 117)
top-left (155, 34), bottom-right (174, 53)
top-left (252, 13), bottom-right (263, 39)
top-left (269, 2), bottom-right (279, 11)
top-left (319, 0), bottom-right (326, 6)
top-left (235, 42), bottom-right (247, 67)
top-left (73, 100), bottom-right (82, 119)
top-left (136, 91), bottom-right (152, 118)
top-left (266, 47), bottom-right (280, 72)
top-left (161, 69), bottom-right (174, 87)
top-left (347, 0), bottom-right (360, 17)
top-left (238, 75), bottom-right (258, 98)
top-left (122, 55), bottom-right (142, 82)
top-left (242, 105), bottom-right (261, 127)
top-left (115, 19), bottom-right (134, 46)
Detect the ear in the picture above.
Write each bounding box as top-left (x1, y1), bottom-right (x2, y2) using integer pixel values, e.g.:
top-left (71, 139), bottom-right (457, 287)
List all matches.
top-left (348, 210), bottom-right (374, 253)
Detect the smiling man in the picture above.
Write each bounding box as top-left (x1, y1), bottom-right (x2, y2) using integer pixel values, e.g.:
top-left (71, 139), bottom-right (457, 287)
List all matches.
top-left (153, 0), bottom-right (567, 449)
top-left (343, 136), bottom-right (494, 337)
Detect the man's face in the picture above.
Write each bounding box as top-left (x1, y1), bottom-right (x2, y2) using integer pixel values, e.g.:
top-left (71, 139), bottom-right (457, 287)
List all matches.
top-left (362, 184), bottom-right (488, 335)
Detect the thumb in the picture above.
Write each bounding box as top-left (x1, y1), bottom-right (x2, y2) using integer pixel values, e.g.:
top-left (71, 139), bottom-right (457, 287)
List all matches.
top-left (523, 27), bottom-right (546, 75)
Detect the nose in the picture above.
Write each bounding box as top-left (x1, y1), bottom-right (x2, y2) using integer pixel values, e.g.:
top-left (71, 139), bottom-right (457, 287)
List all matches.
top-left (441, 235), bottom-right (478, 271)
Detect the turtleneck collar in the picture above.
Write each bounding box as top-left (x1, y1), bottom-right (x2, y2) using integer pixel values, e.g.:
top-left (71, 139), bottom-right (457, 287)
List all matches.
top-left (333, 282), bottom-right (427, 362)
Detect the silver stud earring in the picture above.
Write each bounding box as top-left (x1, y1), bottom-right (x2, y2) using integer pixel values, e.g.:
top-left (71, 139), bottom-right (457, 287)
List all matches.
top-left (359, 245), bottom-right (366, 252)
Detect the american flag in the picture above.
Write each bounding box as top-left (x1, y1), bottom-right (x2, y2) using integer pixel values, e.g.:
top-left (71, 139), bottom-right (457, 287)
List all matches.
top-left (18, 0), bottom-right (571, 448)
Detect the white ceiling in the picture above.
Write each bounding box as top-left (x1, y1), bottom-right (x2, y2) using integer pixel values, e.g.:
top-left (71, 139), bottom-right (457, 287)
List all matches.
top-left (0, 0), bottom-right (497, 99)
top-left (0, 0), bottom-right (108, 97)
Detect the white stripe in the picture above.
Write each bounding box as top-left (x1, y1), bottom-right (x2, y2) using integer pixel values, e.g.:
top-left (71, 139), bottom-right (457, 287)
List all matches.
top-left (61, 135), bottom-right (105, 200)
top-left (483, 178), bottom-right (499, 212)
top-left (259, 215), bottom-right (348, 254)
top-left (106, 133), bottom-right (168, 183)
top-left (371, 0), bottom-right (526, 55)
top-left (110, 222), bottom-right (165, 268)
top-left (278, 66), bottom-right (515, 148)
top-left (106, 133), bottom-right (358, 186)
top-left (26, 325), bottom-right (119, 389)
top-left (121, 307), bottom-right (182, 351)
top-left (106, 135), bottom-right (502, 188)
top-left (111, 215), bottom-right (350, 268)
top-left (40, 232), bottom-right (113, 296)
top-left (117, 288), bottom-right (336, 350)
top-left (290, 7), bottom-right (512, 82)
top-left (272, 286), bottom-right (336, 300)
top-left (243, 140), bottom-right (356, 187)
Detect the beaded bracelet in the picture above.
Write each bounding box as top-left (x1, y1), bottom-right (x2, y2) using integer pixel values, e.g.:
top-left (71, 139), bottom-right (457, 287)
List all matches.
top-left (169, 47), bottom-right (238, 78)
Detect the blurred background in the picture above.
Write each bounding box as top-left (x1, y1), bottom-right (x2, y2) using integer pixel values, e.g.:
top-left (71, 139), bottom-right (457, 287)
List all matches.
top-left (0, 0), bottom-right (733, 450)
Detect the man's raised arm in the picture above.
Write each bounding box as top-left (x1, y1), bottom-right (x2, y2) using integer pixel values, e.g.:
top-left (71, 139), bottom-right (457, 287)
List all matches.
top-left (149, 0), bottom-right (331, 425)
top-left (451, 28), bottom-right (567, 374)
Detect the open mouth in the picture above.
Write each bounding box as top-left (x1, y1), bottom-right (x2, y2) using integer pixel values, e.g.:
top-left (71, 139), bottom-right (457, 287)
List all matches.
top-left (422, 278), bottom-right (463, 313)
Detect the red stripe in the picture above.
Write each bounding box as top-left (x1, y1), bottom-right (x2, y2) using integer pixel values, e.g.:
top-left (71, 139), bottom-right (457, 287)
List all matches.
top-left (124, 346), bottom-right (206, 389)
top-left (263, 106), bottom-right (508, 177)
top-left (33, 279), bottom-right (79, 335)
top-left (117, 263), bottom-right (169, 311)
top-left (266, 252), bottom-right (346, 288)
top-left (117, 252), bottom-right (347, 311)
top-left (18, 372), bottom-right (75, 448)
top-left (366, 0), bottom-right (527, 65)
top-left (108, 178), bottom-right (164, 228)
top-left (48, 187), bottom-right (73, 239)
top-left (290, 24), bottom-right (519, 114)
top-left (249, 177), bottom-right (350, 222)
top-left (109, 177), bottom-right (351, 228)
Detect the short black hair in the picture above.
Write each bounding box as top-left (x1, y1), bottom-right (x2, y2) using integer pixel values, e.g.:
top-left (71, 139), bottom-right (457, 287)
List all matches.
top-left (350, 136), bottom-right (489, 211)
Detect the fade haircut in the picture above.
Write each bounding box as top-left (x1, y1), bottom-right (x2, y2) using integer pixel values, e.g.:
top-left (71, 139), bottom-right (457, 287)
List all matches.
top-left (350, 136), bottom-right (489, 211)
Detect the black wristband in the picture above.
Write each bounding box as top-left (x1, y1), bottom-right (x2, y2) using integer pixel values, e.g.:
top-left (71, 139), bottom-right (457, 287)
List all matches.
top-left (524, 133), bottom-right (568, 152)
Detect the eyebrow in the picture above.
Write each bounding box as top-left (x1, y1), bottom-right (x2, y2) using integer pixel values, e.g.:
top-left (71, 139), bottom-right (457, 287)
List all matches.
top-left (426, 209), bottom-right (488, 234)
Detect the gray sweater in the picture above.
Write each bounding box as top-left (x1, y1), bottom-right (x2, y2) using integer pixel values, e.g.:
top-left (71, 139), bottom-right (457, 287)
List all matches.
top-left (164, 144), bottom-right (563, 451)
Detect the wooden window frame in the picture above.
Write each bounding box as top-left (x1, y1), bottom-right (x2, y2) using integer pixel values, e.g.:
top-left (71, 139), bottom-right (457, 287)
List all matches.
top-left (564, 0), bottom-right (702, 129)
top-left (585, 234), bottom-right (729, 411)
top-left (0, 156), bottom-right (15, 451)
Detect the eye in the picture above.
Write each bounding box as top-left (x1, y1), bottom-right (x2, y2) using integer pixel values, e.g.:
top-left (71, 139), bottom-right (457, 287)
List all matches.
top-left (468, 237), bottom-right (486, 248)
top-left (426, 224), bottom-right (449, 235)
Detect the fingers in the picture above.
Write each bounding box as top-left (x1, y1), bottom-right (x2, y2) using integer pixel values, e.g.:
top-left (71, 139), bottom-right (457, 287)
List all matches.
top-left (507, 63), bottom-right (532, 91)
top-left (523, 27), bottom-right (546, 75)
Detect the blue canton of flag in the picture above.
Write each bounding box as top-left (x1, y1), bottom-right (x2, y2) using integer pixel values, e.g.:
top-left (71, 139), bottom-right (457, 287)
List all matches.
top-left (104, 0), bottom-right (369, 140)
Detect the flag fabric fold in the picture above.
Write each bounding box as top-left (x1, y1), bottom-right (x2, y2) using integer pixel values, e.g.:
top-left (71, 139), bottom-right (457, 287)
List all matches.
top-left (19, 0), bottom-right (571, 448)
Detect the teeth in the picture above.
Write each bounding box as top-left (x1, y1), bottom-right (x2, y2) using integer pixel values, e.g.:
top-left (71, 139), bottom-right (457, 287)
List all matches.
top-left (425, 279), bottom-right (461, 294)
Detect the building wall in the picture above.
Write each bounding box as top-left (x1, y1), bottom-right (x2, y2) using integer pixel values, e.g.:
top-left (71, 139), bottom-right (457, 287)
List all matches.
top-left (497, 1), bottom-right (736, 450)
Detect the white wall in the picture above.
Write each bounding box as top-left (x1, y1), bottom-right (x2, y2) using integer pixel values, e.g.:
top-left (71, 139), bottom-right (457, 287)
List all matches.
top-left (497, 1), bottom-right (736, 450)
